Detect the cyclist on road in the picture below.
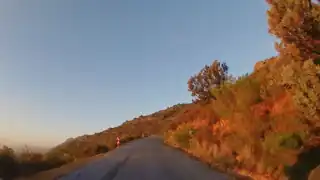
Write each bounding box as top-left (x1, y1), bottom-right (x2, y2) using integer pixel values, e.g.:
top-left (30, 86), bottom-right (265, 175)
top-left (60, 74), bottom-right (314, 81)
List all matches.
top-left (116, 136), bottom-right (120, 148)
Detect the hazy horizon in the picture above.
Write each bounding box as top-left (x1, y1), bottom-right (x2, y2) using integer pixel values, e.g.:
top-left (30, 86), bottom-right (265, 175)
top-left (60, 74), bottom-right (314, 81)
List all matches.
top-left (0, 0), bottom-right (277, 147)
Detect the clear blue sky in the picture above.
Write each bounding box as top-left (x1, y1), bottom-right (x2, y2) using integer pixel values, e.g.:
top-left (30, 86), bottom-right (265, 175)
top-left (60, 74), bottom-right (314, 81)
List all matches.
top-left (0, 0), bottom-right (276, 147)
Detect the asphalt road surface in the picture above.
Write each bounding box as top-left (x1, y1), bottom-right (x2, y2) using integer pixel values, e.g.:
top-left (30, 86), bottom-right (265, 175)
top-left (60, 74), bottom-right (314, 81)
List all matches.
top-left (59, 136), bottom-right (231, 180)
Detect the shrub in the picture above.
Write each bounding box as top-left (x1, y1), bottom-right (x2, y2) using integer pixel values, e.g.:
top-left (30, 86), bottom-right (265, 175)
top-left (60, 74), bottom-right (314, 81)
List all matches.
top-left (95, 145), bottom-right (109, 154)
top-left (173, 125), bottom-right (194, 149)
top-left (211, 76), bottom-right (262, 119)
top-left (188, 60), bottom-right (230, 102)
top-left (43, 151), bottom-right (73, 167)
top-left (280, 59), bottom-right (320, 123)
top-left (279, 133), bottom-right (304, 150)
top-left (0, 146), bottom-right (18, 180)
top-left (284, 146), bottom-right (320, 180)
top-left (214, 155), bottom-right (236, 170)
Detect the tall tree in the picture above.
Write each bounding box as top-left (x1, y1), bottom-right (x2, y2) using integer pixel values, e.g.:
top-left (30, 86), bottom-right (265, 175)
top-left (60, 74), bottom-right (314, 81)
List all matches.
top-left (188, 60), bottom-right (229, 102)
top-left (266, 0), bottom-right (320, 61)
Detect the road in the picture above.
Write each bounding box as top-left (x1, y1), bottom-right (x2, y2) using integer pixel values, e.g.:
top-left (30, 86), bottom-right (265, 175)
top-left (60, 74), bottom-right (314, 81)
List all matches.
top-left (59, 136), bottom-right (231, 180)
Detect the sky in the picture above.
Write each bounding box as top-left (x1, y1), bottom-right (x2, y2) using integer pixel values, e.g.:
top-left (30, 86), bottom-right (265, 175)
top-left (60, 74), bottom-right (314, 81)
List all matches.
top-left (0, 0), bottom-right (277, 147)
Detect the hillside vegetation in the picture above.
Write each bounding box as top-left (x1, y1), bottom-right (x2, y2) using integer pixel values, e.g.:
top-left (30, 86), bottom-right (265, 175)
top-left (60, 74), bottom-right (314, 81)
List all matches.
top-left (165, 0), bottom-right (320, 179)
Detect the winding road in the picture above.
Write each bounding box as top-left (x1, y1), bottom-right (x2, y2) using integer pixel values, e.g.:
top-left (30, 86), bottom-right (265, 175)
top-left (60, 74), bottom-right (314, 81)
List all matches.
top-left (59, 136), bottom-right (231, 180)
